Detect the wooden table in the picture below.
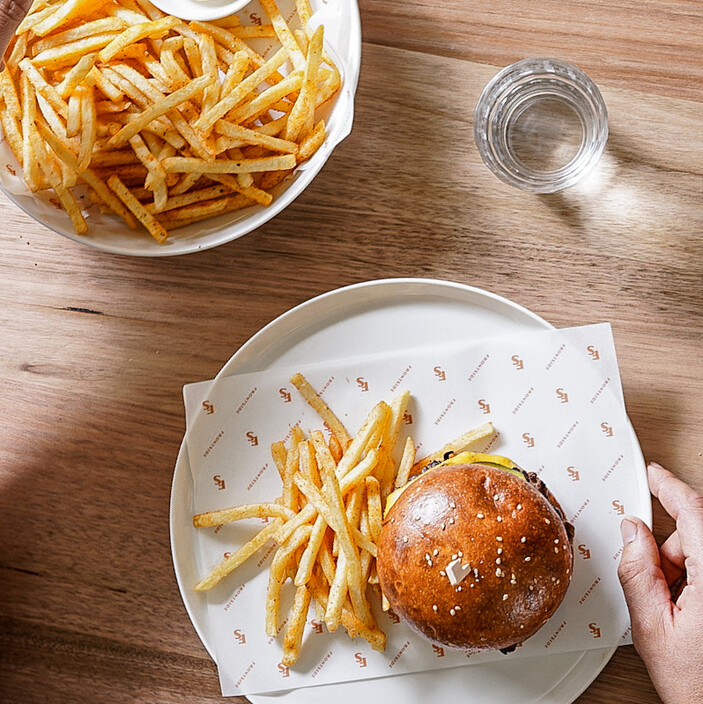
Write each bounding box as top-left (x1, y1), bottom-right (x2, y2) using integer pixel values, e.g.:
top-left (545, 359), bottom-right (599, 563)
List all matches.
top-left (1, 1), bottom-right (702, 703)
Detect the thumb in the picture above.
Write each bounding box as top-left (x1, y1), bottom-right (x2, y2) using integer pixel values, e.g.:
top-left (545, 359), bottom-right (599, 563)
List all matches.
top-left (617, 517), bottom-right (673, 649)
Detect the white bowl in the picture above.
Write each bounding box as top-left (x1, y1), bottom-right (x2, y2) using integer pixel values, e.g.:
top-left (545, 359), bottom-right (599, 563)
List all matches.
top-left (149, 0), bottom-right (251, 21)
top-left (0, 0), bottom-right (361, 257)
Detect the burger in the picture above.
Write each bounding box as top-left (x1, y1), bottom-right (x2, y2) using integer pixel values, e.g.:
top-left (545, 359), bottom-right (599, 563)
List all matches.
top-left (376, 452), bottom-right (574, 652)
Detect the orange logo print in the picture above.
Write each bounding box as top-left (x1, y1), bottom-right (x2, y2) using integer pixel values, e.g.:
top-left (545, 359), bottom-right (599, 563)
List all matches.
top-left (387, 609), bottom-right (400, 624)
top-left (278, 663), bottom-right (290, 677)
top-left (279, 387), bottom-right (292, 403)
top-left (233, 629), bottom-right (246, 644)
top-left (403, 411), bottom-right (413, 425)
top-left (213, 475), bottom-right (226, 490)
top-left (246, 431), bottom-right (259, 446)
top-left (556, 388), bottom-right (569, 403)
top-left (522, 432), bottom-right (535, 448)
top-left (567, 466), bottom-right (580, 481)
top-left (249, 12), bottom-right (262, 24)
top-left (202, 400), bottom-right (214, 414)
top-left (511, 355), bottom-right (524, 370)
top-left (477, 399), bottom-right (491, 414)
top-left (587, 345), bottom-right (600, 360)
top-left (588, 622), bottom-right (602, 638)
top-left (612, 500), bottom-right (625, 515)
top-left (355, 652), bottom-right (368, 668)
top-left (601, 422), bottom-right (613, 437)
top-left (432, 644), bottom-right (445, 657)
top-left (433, 366), bottom-right (447, 381)
top-left (356, 377), bottom-right (369, 392)
top-left (577, 544), bottom-right (591, 559)
top-left (310, 619), bottom-right (323, 634)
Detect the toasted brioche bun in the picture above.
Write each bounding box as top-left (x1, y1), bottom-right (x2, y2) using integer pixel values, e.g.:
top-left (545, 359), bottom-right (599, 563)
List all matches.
top-left (377, 462), bottom-right (573, 651)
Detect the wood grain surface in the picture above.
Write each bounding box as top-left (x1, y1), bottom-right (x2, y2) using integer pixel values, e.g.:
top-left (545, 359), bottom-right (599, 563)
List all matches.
top-left (1, 2), bottom-right (702, 703)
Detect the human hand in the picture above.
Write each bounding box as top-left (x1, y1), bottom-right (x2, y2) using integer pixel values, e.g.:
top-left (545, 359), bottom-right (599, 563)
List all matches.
top-left (0, 0), bottom-right (33, 68)
top-left (617, 461), bottom-right (703, 704)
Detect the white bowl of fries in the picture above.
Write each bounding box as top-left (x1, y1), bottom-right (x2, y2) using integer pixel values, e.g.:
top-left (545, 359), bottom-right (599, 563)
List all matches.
top-left (0, 0), bottom-right (360, 256)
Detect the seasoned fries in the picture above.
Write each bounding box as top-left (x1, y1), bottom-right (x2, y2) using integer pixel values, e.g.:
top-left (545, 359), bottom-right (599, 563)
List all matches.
top-left (192, 372), bottom-right (496, 666)
top-left (1, 0), bottom-right (341, 243)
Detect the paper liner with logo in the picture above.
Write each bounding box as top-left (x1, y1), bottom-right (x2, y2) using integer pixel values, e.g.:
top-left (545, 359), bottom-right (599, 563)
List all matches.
top-left (0, 0), bottom-right (361, 256)
top-left (183, 323), bottom-right (646, 697)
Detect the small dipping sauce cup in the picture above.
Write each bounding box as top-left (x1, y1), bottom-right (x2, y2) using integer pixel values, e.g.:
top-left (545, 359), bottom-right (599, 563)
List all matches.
top-left (474, 58), bottom-right (608, 193)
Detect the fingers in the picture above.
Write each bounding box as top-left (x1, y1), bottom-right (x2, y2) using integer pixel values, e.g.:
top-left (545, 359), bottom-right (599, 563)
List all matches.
top-left (648, 462), bottom-right (703, 582)
top-left (659, 531), bottom-right (685, 586)
top-left (618, 516), bottom-right (673, 652)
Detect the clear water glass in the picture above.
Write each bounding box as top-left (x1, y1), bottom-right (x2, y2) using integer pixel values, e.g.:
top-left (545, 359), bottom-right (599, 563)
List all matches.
top-left (474, 58), bottom-right (609, 193)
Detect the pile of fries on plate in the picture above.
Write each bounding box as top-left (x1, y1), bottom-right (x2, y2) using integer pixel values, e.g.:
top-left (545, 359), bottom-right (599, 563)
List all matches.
top-left (192, 372), bottom-right (494, 666)
top-left (0, 0), bottom-right (340, 242)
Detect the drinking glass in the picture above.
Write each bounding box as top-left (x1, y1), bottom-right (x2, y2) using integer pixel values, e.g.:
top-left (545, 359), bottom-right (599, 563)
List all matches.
top-left (474, 58), bottom-right (609, 193)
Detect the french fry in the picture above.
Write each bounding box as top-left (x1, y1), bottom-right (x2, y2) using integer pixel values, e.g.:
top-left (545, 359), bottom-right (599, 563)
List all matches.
top-left (285, 24), bottom-right (323, 141)
top-left (78, 85), bottom-right (97, 171)
top-left (215, 120), bottom-right (298, 153)
top-left (294, 514), bottom-right (327, 586)
top-left (107, 174), bottom-right (168, 242)
top-left (98, 16), bottom-right (180, 62)
top-left (33, 34), bottom-right (123, 69)
top-left (227, 71), bottom-right (303, 125)
top-left (282, 584), bottom-right (312, 666)
top-left (365, 476), bottom-right (383, 543)
top-left (194, 47), bottom-right (288, 131)
top-left (107, 73), bottom-right (214, 147)
top-left (266, 524), bottom-right (312, 636)
top-left (32, 0), bottom-right (114, 37)
top-left (395, 436), bottom-right (416, 489)
top-left (55, 53), bottom-right (97, 99)
top-left (233, 25), bottom-right (276, 39)
top-left (156, 193), bottom-right (254, 228)
top-left (18, 59), bottom-right (69, 119)
top-left (89, 66), bottom-right (123, 102)
top-left (207, 174), bottom-right (273, 207)
top-left (36, 94), bottom-right (67, 140)
top-left (66, 92), bottom-right (81, 137)
top-left (259, 0), bottom-right (306, 71)
top-left (308, 574), bottom-right (386, 651)
top-left (20, 73), bottom-right (40, 192)
top-left (0, 108), bottom-right (24, 166)
top-left (299, 440), bottom-right (322, 487)
top-left (297, 118), bottom-right (326, 162)
top-left (30, 131), bottom-right (88, 235)
top-left (410, 422), bottom-right (495, 476)
top-left (16, 4), bottom-right (58, 35)
top-left (194, 518), bottom-right (283, 591)
top-left (37, 120), bottom-right (139, 229)
top-left (0, 70), bottom-right (21, 115)
top-left (162, 154), bottom-right (296, 174)
top-left (193, 503), bottom-right (295, 526)
top-left (32, 17), bottom-right (128, 54)
top-left (270, 440), bottom-right (287, 480)
top-left (128, 133), bottom-right (167, 211)
top-left (290, 372), bottom-right (351, 447)
top-left (198, 34), bottom-right (219, 115)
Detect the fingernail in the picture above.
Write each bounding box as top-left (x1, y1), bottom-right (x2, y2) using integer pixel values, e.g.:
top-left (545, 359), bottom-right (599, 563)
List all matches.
top-left (647, 461), bottom-right (665, 471)
top-left (621, 518), bottom-right (638, 544)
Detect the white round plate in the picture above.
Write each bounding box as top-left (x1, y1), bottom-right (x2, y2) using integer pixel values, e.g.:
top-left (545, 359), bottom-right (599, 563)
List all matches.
top-left (170, 277), bottom-right (650, 704)
top-left (0, 0), bottom-right (361, 257)
top-left (150, 0), bottom-right (251, 21)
